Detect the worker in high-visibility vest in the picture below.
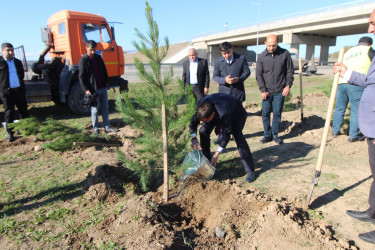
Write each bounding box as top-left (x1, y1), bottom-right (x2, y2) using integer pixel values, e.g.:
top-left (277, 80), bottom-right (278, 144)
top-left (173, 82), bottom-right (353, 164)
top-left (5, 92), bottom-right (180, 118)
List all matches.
top-left (332, 36), bottom-right (375, 142)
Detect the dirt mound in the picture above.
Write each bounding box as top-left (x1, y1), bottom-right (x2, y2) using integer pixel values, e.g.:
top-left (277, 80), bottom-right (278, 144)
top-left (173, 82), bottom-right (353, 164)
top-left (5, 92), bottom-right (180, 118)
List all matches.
top-left (146, 180), bottom-right (356, 249)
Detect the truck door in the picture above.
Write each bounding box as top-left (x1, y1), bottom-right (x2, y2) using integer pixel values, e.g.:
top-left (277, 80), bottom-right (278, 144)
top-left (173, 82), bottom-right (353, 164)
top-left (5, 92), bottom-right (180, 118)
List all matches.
top-left (80, 23), bottom-right (119, 83)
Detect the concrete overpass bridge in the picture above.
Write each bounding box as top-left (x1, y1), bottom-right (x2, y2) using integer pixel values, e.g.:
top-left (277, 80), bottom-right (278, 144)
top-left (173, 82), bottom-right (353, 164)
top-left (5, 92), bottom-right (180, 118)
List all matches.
top-left (164, 1), bottom-right (375, 65)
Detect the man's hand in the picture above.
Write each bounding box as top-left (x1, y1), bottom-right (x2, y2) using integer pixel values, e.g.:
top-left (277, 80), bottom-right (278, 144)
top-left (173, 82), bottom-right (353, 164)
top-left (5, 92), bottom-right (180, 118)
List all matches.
top-left (225, 75), bottom-right (239, 85)
top-left (191, 138), bottom-right (201, 150)
top-left (333, 62), bottom-right (347, 77)
top-left (86, 90), bottom-right (91, 95)
top-left (282, 86), bottom-right (290, 97)
top-left (204, 87), bottom-right (209, 95)
top-left (260, 92), bottom-right (269, 100)
top-left (210, 151), bottom-right (220, 167)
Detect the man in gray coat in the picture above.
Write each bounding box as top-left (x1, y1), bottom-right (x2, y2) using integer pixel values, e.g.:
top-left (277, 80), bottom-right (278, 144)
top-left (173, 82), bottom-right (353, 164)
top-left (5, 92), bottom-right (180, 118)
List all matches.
top-left (334, 8), bottom-right (375, 245)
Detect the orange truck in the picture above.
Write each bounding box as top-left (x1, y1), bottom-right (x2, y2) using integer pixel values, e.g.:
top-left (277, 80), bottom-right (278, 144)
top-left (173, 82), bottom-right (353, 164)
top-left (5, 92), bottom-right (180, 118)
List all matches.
top-left (25, 10), bottom-right (128, 114)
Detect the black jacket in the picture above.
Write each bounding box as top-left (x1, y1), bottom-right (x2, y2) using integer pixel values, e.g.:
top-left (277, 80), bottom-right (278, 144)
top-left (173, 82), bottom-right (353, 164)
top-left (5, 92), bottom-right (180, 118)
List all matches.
top-left (78, 54), bottom-right (108, 93)
top-left (213, 52), bottom-right (250, 102)
top-left (0, 56), bottom-right (25, 92)
top-left (190, 93), bottom-right (247, 148)
top-left (182, 58), bottom-right (210, 93)
top-left (256, 46), bottom-right (294, 94)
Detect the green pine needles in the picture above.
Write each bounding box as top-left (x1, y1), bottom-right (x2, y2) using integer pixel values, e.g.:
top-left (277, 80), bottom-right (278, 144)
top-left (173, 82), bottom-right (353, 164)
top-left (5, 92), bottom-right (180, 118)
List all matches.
top-left (116, 2), bottom-right (196, 191)
top-left (9, 117), bottom-right (112, 152)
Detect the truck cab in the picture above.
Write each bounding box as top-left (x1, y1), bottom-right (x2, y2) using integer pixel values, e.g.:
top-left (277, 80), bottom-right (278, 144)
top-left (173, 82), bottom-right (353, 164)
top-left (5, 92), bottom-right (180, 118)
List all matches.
top-left (31, 10), bottom-right (127, 114)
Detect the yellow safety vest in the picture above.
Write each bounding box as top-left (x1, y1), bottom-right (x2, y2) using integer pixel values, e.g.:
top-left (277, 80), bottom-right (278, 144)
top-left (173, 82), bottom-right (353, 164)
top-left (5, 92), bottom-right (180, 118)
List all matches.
top-left (339, 45), bottom-right (372, 84)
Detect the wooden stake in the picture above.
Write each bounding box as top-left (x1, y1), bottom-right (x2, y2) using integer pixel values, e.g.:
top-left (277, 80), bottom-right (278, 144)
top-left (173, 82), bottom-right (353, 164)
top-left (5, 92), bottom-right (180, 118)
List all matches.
top-left (299, 58), bottom-right (304, 124)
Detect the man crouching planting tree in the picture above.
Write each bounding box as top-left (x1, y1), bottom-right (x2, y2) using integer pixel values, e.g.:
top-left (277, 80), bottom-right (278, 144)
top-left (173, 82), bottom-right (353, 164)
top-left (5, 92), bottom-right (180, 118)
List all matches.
top-left (190, 93), bottom-right (256, 182)
top-left (116, 2), bottom-right (196, 200)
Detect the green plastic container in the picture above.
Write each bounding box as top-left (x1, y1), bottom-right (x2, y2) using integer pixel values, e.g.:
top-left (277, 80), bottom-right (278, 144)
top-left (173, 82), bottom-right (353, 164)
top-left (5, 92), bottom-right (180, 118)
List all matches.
top-left (182, 150), bottom-right (216, 180)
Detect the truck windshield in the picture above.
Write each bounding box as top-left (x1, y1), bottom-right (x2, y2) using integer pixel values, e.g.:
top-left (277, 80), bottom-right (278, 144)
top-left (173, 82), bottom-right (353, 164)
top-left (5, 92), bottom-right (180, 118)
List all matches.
top-left (82, 23), bottom-right (100, 43)
top-left (101, 25), bottom-right (112, 43)
top-left (82, 23), bottom-right (112, 44)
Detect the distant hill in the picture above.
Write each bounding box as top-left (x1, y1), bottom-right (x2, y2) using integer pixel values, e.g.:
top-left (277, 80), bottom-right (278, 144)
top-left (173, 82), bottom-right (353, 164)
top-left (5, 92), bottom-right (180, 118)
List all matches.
top-left (124, 42), bottom-right (189, 64)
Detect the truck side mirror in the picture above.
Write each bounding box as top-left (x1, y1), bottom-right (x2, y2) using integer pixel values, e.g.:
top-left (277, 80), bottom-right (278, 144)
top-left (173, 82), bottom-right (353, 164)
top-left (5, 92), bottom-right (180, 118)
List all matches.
top-left (111, 26), bottom-right (115, 41)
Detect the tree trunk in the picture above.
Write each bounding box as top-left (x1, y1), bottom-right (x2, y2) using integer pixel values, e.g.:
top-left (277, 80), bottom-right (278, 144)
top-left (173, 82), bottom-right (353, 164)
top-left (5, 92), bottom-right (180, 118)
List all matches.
top-left (162, 103), bottom-right (169, 202)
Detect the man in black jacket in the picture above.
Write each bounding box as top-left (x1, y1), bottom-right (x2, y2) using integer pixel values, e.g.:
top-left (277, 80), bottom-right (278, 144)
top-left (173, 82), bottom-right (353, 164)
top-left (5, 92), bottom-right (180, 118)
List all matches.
top-left (256, 34), bottom-right (294, 145)
top-left (190, 93), bottom-right (256, 182)
top-left (182, 48), bottom-right (209, 101)
top-left (0, 43), bottom-right (29, 142)
top-left (79, 40), bottom-right (118, 134)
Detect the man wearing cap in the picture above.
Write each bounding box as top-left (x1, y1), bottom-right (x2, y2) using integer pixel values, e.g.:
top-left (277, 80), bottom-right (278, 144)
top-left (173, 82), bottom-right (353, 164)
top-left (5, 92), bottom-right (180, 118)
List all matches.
top-left (332, 36), bottom-right (375, 142)
top-left (0, 43), bottom-right (29, 142)
top-left (182, 48), bottom-right (209, 101)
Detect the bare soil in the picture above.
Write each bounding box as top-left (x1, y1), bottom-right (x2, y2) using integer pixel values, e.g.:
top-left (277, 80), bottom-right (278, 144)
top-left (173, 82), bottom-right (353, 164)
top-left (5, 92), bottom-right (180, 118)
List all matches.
top-left (0, 91), bottom-right (373, 249)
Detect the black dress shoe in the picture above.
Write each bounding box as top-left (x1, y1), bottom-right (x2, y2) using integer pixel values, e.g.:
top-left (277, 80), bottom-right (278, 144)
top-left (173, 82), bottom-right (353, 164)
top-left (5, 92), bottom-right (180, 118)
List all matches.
top-left (259, 136), bottom-right (272, 143)
top-left (346, 210), bottom-right (375, 225)
top-left (348, 136), bottom-right (365, 142)
top-left (246, 172), bottom-right (256, 182)
top-left (273, 136), bottom-right (283, 145)
top-left (359, 231), bottom-right (375, 244)
top-left (332, 132), bottom-right (341, 138)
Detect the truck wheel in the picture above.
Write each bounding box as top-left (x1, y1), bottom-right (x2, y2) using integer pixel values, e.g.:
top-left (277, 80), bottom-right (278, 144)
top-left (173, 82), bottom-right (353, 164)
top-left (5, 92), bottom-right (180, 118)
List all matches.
top-left (67, 81), bottom-right (90, 115)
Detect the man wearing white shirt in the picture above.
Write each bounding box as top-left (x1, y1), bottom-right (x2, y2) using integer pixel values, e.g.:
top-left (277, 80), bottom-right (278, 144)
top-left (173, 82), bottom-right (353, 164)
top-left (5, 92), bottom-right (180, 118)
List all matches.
top-left (0, 43), bottom-right (29, 142)
top-left (182, 48), bottom-right (210, 101)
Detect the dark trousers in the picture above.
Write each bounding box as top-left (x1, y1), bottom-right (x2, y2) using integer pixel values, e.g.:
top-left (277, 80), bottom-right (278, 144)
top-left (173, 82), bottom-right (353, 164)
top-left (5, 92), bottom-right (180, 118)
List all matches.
top-left (191, 84), bottom-right (204, 101)
top-left (366, 138), bottom-right (375, 218)
top-left (262, 92), bottom-right (285, 137)
top-left (199, 110), bottom-right (255, 173)
top-left (0, 87), bottom-right (29, 134)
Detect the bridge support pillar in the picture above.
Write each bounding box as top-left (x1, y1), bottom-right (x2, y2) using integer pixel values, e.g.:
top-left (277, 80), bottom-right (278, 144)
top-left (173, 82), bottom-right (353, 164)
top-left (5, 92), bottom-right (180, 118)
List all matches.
top-left (320, 45), bottom-right (329, 65)
top-left (290, 44), bottom-right (299, 56)
top-left (305, 44), bottom-right (315, 61)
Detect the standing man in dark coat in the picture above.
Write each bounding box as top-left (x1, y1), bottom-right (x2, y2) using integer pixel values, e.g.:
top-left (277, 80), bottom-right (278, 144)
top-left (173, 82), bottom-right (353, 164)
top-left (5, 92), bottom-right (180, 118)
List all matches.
top-left (334, 8), bottom-right (375, 244)
top-left (256, 34), bottom-right (294, 145)
top-left (190, 93), bottom-right (256, 182)
top-left (79, 40), bottom-right (117, 135)
top-left (182, 48), bottom-right (210, 101)
top-left (213, 42), bottom-right (250, 103)
top-left (0, 43), bottom-right (29, 142)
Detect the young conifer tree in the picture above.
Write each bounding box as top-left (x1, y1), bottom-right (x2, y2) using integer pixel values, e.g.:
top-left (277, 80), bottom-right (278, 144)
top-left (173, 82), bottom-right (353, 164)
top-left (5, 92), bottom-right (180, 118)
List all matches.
top-left (116, 2), bottom-right (196, 194)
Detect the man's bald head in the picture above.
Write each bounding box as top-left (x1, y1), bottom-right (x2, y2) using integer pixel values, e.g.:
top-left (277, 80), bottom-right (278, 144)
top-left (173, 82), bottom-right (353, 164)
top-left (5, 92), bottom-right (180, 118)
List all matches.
top-left (265, 34), bottom-right (278, 54)
top-left (188, 48), bottom-right (198, 62)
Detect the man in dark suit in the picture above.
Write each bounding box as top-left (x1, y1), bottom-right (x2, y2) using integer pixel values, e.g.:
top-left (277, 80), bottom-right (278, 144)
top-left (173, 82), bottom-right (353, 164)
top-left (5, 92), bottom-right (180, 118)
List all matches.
top-left (0, 43), bottom-right (29, 142)
top-left (189, 93), bottom-right (256, 182)
top-left (213, 42), bottom-right (250, 103)
top-left (182, 48), bottom-right (209, 101)
top-left (334, 8), bottom-right (375, 244)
